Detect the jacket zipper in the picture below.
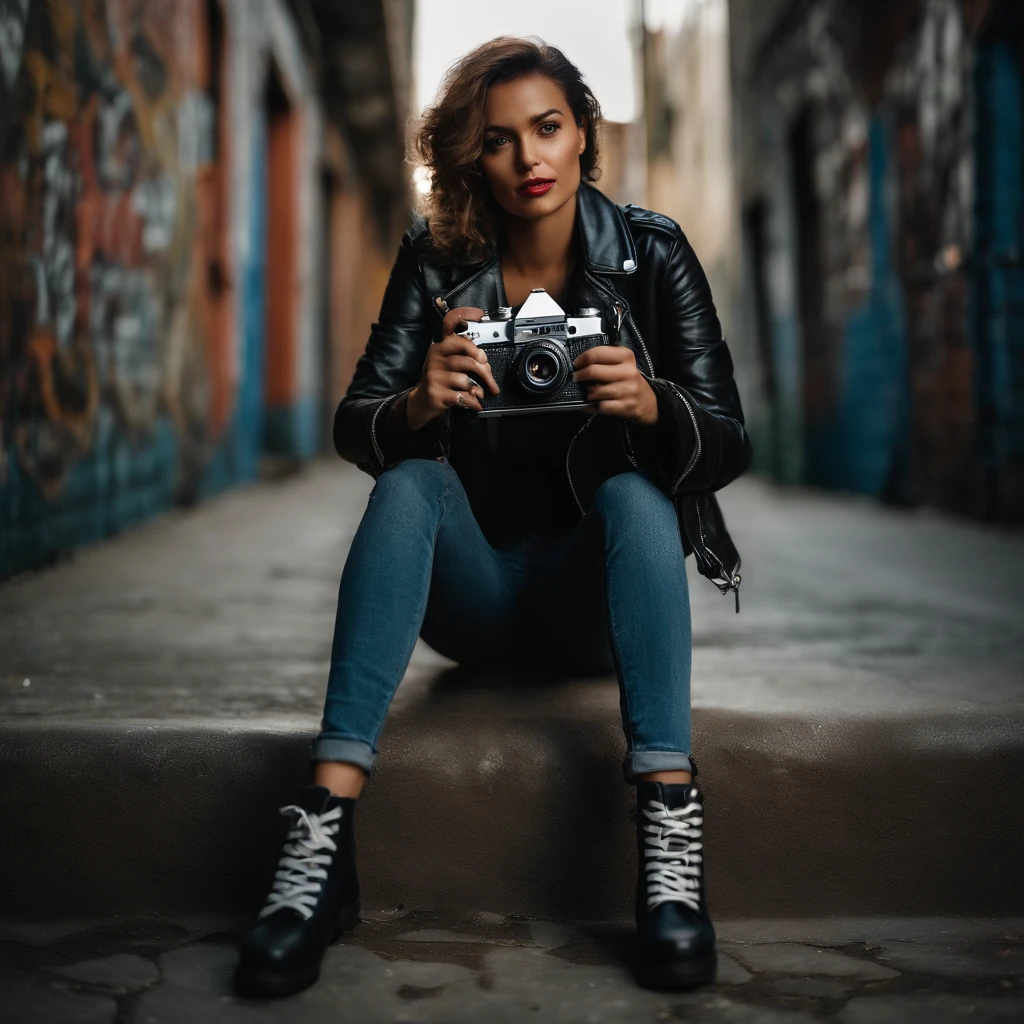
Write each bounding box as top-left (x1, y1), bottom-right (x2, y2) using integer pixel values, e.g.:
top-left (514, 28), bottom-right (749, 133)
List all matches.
top-left (565, 273), bottom-right (646, 504)
top-left (614, 288), bottom-right (736, 606)
top-left (375, 259), bottom-right (486, 469)
top-left (695, 495), bottom-right (742, 612)
top-left (661, 374), bottom-right (738, 605)
top-left (622, 422), bottom-right (640, 469)
top-left (620, 307), bottom-right (701, 493)
top-left (432, 257), bottom-right (499, 322)
top-left (660, 378), bottom-right (703, 495)
top-left (369, 389), bottom-right (407, 472)
top-left (623, 309), bottom-right (656, 378)
top-left (565, 414), bottom-right (596, 515)
top-left (370, 385), bottom-right (453, 471)
top-left (423, 261), bottom-right (500, 465)
top-left (432, 253), bottom-right (739, 608)
top-left (581, 270), bottom-right (656, 376)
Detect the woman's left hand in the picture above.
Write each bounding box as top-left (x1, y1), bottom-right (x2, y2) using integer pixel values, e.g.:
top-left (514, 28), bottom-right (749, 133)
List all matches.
top-left (572, 346), bottom-right (658, 425)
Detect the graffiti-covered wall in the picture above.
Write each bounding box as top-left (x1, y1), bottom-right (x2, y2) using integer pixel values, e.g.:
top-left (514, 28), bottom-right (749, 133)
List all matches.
top-left (730, 0), bottom-right (1024, 522)
top-left (0, 0), bottom-right (328, 577)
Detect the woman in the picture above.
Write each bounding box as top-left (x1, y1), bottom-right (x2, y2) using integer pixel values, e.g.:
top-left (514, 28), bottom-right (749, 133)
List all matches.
top-left (235, 36), bottom-right (750, 1000)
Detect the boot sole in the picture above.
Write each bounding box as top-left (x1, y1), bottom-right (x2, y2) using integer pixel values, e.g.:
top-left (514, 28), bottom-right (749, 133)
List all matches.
top-left (233, 899), bottom-right (361, 999)
top-left (635, 949), bottom-right (717, 991)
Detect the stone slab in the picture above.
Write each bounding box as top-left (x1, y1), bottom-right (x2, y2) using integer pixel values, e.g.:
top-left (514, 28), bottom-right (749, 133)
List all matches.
top-left (2, 911), bottom-right (1023, 1024)
top-left (0, 708), bottom-right (1021, 922)
top-left (2, 463), bottom-right (1023, 925)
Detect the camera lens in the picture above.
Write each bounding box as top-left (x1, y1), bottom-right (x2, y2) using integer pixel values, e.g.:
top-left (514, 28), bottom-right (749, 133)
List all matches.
top-left (527, 353), bottom-right (556, 381)
top-left (516, 341), bottom-right (568, 394)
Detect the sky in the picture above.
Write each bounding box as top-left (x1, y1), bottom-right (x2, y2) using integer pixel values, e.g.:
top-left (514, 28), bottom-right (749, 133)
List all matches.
top-left (412, 0), bottom-right (644, 124)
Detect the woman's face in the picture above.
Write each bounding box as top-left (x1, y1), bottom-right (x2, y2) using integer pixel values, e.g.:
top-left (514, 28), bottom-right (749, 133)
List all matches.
top-left (479, 73), bottom-right (587, 222)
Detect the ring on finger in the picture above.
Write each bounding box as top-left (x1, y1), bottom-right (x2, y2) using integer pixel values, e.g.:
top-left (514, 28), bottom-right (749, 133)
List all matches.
top-left (455, 390), bottom-right (466, 407)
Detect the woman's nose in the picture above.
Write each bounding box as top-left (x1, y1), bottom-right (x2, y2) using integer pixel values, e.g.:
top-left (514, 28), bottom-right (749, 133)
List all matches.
top-left (518, 142), bottom-right (540, 171)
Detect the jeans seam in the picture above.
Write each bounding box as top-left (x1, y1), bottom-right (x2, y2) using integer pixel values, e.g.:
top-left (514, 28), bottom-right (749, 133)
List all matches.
top-left (362, 463), bottom-right (452, 749)
top-left (595, 507), bottom-right (638, 758)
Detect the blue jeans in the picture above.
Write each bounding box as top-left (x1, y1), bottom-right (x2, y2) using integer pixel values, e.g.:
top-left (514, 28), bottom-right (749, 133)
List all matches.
top-left (311, 457), bottom-right (694, 783)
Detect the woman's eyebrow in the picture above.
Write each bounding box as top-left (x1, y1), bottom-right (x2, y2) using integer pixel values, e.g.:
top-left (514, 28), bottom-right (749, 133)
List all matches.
top-left (484, 108), bottom-right (564, 133)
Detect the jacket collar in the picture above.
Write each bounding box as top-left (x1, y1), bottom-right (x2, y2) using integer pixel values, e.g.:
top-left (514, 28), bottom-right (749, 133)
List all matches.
top-left (433, 181), bottom-right (638, 310)
top-left (572, 180), bottom-right (638, 276)
top-left (487, 180), bottom-right (638, 276)
top-left (484, 180), bottom-right (637, 276)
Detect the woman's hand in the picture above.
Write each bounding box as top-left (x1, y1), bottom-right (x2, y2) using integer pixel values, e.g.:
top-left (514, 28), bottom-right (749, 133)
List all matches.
top-left (572, 346), bottom-right (658, 425)
top-left (405, 307), bottom-right (501, 431)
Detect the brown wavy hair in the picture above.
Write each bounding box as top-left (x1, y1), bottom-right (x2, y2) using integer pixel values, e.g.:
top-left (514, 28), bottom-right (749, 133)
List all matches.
top-left (411, 36), bottom-right (604, 266)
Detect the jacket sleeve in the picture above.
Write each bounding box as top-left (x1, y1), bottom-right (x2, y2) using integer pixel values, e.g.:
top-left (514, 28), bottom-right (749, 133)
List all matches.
top-left (623, 226), bottom-right (752, 496)
top-left (332, 229), bottom-right (450, 476)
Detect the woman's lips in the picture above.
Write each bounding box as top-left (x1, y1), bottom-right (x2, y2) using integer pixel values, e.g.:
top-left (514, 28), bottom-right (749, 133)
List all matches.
top-left (518, 180), bottom-right (554, 197)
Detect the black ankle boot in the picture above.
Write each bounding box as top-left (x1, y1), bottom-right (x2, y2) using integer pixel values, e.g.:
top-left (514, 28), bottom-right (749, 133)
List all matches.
top-left (633, 761), bottom-right (717, 990)
top-left (234, 785), bottom-right (360, 998)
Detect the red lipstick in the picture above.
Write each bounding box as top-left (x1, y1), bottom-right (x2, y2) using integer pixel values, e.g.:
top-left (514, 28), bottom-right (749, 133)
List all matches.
top-left (518, 178), bottom-right (555, 197)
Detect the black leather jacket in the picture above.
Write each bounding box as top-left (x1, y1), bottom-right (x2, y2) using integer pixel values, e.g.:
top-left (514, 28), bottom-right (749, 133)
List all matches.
top-left (333, 181), bottom-right (752, 612)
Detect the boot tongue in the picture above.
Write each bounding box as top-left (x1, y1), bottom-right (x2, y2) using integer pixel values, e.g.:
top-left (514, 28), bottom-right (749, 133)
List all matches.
top-left (657, 782), bottom-right (700, 809)
top-left (295, 784), bottom-right (336, 815)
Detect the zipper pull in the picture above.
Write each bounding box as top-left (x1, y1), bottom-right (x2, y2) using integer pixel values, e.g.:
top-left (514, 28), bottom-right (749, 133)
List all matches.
top-left (732, 573), bottom-right (741, 614)
top-left (612, 300), bottom-right (625, 339)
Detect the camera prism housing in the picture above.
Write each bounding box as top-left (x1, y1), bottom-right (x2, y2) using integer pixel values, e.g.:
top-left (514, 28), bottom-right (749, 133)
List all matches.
top-left (455, 288), bottom-right (608, 417)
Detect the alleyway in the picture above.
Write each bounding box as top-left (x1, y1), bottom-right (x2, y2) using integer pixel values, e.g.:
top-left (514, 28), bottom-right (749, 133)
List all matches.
top-left (3, 459), bottom-right (1022, 722)
top-left (1, 460), bottom-right (1022, 1022)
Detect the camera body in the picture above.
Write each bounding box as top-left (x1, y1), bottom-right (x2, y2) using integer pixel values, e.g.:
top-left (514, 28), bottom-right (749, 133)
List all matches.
top-left (456, 288), bottom-right (609, 416)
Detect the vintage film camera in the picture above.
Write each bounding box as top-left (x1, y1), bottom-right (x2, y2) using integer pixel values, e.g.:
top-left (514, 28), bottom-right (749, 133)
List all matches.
top-left (455, 288), bottom-right (610, 416)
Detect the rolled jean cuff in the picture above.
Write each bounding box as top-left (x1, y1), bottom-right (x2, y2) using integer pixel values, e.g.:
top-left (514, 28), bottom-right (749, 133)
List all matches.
top-left (310, 734), bottom-right (378, 776)
top-left (623, 749), bottom-right (694, 783)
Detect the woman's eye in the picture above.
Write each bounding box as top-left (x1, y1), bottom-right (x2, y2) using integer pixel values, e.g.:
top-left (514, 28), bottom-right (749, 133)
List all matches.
top-left (483, 123), bottom-right (560, 150)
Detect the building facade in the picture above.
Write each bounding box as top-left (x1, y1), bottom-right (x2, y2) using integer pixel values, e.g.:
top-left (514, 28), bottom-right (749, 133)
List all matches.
top-left (729, 0), bottom-right (1023, 522)
top-left (0, 0), bottom-right (413, 577)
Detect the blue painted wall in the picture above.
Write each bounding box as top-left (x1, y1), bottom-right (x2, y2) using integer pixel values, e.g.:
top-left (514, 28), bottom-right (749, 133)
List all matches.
top-left (802, 116), bottom-right (911, 498)
top-left (0, 418), bottom-right (179, 578)
top-left (974, 37), bottom-right (1024, 516)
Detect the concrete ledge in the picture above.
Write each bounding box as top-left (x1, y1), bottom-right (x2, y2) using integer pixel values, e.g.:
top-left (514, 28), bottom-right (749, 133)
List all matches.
top-left (2, 705), bottom-right (1021, 923)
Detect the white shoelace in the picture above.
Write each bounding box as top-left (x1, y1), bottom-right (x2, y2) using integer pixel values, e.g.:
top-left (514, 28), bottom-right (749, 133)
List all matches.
top-left (641, 795), bottom-right (704, 912)
top-left (258, 804), bottom-right (344, 921)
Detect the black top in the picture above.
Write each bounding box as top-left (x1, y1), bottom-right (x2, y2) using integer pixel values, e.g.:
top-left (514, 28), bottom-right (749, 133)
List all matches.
top-left (472, 407), bottom-right (591, 543)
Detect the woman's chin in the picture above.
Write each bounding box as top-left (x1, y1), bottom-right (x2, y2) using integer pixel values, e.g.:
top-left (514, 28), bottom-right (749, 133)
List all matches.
top-left (504, 190), bottom-right (563, 219)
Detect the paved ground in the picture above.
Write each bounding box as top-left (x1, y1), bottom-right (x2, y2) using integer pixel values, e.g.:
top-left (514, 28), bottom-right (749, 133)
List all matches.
top-left (1, 911), bottom-right (1022, 1023)
top-left (3, 460), bottom-right (1024, 1020)
top-left (2, 458), bottom-right (1023, 721)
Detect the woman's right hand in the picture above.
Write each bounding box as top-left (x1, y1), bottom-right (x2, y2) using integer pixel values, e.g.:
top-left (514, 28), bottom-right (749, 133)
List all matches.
top-left (405, 306), bottom-right (501, 431)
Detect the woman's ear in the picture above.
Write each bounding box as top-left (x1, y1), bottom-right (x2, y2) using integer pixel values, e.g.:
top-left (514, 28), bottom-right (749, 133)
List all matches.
top-left (578, 114), bottom-right (588, 155)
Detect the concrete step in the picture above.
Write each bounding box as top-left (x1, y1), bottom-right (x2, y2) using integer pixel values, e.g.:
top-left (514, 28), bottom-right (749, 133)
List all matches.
top-left (1, 700), bottom-right (1021, 923)
top-left (2, 461), bottom-right (1023, 925)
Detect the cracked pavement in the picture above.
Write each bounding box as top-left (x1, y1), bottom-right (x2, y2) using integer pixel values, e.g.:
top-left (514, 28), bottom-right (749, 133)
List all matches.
top-left (2, 910), bottom-right (1023, 1023)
